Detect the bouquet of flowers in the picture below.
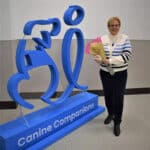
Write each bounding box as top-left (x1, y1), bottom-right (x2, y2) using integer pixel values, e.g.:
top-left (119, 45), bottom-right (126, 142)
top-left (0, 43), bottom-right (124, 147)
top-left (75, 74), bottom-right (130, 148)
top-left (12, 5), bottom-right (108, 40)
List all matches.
top-left (85, 37), bottom-right (106, 60)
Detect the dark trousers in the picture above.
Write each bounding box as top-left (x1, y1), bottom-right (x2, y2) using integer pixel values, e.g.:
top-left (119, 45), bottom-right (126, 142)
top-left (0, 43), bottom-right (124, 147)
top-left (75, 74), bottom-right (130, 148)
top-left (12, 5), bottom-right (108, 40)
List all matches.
top-left (100, 69), bottom-right (127, 124)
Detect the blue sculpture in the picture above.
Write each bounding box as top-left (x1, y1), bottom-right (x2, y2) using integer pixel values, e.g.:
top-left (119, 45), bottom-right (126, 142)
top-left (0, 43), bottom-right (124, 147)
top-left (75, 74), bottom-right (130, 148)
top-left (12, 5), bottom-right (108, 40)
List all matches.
top-left (7, 5), bottom-right (87, 109)
top-left (0, 5), bottom-right (105, 150)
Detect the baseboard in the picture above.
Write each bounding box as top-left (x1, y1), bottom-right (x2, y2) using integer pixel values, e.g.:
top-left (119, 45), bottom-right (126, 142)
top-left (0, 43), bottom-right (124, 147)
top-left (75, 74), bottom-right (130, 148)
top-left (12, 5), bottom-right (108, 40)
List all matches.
top-left (0, 88), bottom-right (150, 109)
top-left (0, 101), bottom-right (18, 109)
top-left (20, 88), bottom-right (150, 99)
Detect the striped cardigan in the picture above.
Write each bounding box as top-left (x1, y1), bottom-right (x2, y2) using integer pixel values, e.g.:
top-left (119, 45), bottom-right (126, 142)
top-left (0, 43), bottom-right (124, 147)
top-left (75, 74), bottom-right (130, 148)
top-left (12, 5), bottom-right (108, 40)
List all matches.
top-left (100, 34), bottom-right (132, 73)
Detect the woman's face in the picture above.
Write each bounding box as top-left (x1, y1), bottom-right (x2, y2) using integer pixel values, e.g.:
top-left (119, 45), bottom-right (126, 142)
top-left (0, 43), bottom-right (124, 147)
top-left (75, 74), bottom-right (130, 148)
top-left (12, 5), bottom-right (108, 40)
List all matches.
top-left (108, 20), bottom-right (120, 35)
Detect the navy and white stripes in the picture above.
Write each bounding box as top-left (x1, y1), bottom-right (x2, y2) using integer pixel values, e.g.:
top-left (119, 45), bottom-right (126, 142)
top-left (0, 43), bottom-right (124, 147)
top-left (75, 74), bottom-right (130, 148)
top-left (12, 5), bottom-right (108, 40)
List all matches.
top-left (121, 39), bottom-right (132, 63)
top-left (100, 34), bottom-right (132, 73)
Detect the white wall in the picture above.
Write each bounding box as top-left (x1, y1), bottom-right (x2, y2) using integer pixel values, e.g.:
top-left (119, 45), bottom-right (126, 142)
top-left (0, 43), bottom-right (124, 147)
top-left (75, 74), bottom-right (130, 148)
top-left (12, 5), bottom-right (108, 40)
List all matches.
top-left (0, 0), bottom-right (150, 101)
top-left (0, 0), bottom-right (11, 40)
top-left (0, 0), bottom-right (150, 40)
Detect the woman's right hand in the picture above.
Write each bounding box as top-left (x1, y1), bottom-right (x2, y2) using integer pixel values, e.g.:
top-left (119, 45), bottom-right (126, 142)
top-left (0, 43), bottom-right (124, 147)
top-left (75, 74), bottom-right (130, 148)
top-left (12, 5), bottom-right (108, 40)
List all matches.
top-left (94, 55), bottom-right (102, 64)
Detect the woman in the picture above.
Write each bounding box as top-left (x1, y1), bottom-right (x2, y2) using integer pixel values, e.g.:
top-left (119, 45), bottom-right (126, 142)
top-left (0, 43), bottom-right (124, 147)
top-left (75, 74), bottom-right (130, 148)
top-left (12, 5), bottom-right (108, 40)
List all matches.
top-left (94, 17), bottom-right (132, 136)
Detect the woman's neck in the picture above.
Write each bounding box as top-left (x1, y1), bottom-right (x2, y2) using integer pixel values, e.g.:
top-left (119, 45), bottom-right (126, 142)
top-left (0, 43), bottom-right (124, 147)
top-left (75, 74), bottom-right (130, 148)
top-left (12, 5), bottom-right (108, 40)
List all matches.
top-left (109, 33), bottom-right (120, 43)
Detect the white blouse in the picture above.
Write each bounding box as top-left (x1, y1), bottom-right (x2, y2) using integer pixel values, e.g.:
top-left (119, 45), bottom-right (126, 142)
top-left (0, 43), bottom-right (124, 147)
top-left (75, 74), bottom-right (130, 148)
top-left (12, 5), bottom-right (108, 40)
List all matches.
top-left (100, 33), bottom-right (132, 73)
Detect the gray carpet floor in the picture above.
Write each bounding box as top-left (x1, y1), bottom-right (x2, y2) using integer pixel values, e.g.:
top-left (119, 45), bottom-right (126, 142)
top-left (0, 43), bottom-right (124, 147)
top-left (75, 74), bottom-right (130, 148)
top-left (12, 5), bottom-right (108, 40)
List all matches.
top-left (1, 94), bottom-right (150, 150)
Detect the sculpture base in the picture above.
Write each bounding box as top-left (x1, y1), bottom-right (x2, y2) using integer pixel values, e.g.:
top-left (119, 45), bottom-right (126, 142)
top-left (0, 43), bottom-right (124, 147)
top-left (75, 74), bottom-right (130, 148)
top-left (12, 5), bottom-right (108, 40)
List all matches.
top-left (0, 92), bottom-right (105, 150)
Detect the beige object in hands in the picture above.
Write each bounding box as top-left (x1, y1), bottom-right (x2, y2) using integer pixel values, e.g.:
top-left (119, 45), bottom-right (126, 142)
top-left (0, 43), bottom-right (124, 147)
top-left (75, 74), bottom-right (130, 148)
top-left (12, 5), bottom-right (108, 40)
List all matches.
top-left (90, 42), bottom-right (106, 60)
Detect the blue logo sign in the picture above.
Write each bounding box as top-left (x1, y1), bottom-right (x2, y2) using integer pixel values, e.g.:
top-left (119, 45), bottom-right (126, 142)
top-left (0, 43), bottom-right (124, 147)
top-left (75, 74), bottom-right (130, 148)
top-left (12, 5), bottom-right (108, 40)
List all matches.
top-left (7, 5), bottom-right (87, 109)
top-left (0, 5), bottom-right (105, 150)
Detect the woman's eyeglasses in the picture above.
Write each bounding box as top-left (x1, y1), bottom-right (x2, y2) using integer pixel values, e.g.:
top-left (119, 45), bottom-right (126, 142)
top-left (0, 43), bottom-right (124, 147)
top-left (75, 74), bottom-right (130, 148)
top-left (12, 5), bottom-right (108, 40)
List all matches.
top-left (109, 24), bottom-right (120, 28)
